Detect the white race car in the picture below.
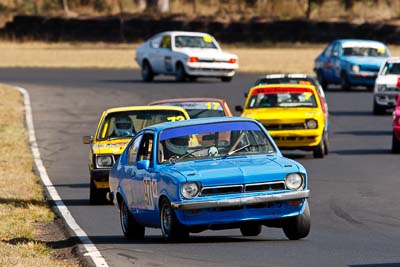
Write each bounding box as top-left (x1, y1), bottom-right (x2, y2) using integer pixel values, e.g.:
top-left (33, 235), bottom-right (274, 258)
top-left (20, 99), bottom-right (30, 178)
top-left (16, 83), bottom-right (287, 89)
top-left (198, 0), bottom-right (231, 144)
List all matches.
top-left (373, 57), bottom-right (400, 114)
top-left (135, 31), bottom-right (238, 82)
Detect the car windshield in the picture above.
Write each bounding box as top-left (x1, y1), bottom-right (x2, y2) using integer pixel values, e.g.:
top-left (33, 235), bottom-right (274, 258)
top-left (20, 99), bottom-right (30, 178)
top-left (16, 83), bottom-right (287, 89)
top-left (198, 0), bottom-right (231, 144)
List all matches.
top-left (342, 46), bottom-right (388, 57)
top-left (174, 35), bottom-right (218, 49)
top-left (155, 101), bottom-right (225, 118)
top-left (158, 121), bottom-right (275, 163)
top-left (98, 110), bottom-right (186, 140)
top-left (247, 87), bottom-right (318, 108)
top-left (381, 62), bottom-right (400, 75)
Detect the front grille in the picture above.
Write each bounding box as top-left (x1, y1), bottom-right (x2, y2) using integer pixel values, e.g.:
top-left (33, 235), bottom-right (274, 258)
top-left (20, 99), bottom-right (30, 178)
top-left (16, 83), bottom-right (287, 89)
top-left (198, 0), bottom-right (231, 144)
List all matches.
top-left (200, 181), bottom-right (285, 196)
top-left (265, 123), bottom-right (306, 130)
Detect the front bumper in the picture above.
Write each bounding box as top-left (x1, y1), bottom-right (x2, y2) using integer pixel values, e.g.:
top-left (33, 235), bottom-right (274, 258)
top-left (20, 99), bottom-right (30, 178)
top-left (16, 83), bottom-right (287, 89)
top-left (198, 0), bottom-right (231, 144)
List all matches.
top-left (91, 168), bottom-right (111, 189)
top-left (348, 71), bottom-right (377, 86)
top-left (374, 92), bottom-right (398, 107)
top-left (171, 190), bottom-right (309, 210)
top-left (185, 62), bottom-right (237, 77)
top-left (269, 129), bottom-right (323, 148)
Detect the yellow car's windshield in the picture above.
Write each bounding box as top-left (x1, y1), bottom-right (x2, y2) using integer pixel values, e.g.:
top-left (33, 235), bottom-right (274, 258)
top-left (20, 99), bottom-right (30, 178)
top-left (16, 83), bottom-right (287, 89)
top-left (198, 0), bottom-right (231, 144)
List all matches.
top-left (98, 110), bottom-right (186, 140)
top-left (247, 87), bottom-right (317, 108)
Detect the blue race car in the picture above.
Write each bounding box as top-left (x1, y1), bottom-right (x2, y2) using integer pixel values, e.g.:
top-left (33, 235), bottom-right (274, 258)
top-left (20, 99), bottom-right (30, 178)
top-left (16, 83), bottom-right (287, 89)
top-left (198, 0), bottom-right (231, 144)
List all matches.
top-left (108, 117), bottom-right (310, 241)
top-left (314, 39), bottom-right (390, 90)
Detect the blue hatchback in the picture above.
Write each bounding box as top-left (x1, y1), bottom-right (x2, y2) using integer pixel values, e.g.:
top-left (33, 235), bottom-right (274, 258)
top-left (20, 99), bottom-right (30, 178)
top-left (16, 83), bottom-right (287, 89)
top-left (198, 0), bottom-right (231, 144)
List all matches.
top-left (109, 117), bottom-right (310, 241)
top-left (314, 39), bottom-right (390, 90)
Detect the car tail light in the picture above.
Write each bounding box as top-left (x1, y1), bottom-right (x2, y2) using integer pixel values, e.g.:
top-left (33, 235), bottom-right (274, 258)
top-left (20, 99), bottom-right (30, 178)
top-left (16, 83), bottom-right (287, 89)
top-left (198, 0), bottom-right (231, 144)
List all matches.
top-left (397, 77), bottom-right (400, 88)
top-left (189, 57), bottom-right (198, 63)
top-left (229, 58), bottom-right (237, 64)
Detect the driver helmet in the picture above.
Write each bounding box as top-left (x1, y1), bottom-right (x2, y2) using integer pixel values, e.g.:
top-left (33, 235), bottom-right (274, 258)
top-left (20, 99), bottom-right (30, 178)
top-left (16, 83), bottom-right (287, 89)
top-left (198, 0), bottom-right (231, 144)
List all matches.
top-left (114, 115), bottom-right (134, 137)
top-left (165, 136), bottom-right (189, 156)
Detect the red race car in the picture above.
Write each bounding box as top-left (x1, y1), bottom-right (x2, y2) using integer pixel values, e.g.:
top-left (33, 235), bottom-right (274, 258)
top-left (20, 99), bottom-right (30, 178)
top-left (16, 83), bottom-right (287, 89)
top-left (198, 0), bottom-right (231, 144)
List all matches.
top-left (392, 94), bottom-right (400, 153)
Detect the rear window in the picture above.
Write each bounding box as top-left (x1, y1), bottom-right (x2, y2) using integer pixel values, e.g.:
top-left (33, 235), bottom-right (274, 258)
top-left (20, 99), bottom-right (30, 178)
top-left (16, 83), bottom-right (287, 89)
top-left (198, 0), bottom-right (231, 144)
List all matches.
top-left (154, 101), bottom-right (226, 118)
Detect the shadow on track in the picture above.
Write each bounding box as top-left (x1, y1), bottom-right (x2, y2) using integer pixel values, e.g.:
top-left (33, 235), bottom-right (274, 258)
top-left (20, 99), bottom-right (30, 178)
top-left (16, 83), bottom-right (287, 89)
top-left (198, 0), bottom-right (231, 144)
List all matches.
top-left (331, 149), bottom-right (391, 155)
top-left (334, 130), bottom-right (392, 136)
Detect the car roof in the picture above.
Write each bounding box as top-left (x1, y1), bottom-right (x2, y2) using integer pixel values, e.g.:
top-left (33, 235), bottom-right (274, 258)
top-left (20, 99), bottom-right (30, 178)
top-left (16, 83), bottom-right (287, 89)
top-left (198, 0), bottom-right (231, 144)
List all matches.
top-left (142, 116), bottom-right (259, 132)
top-left (149, 97), bottom-right (226, 105)
top-left (335, 39), bottom-right (387, 47)
top-left (256, 73), bottom-right (314, 79)
top-left (103, 105), bottom-right (189, 115)
top-left (155, 31), bottom-right (212, 37)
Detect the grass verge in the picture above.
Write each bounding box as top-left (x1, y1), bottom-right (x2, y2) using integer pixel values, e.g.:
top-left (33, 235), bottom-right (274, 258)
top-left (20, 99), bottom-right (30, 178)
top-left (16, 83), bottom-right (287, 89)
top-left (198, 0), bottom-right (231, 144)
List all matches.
top-left (0, 84), bottom-right (79, 267)
top-left (1, 41), bottom-right (400, 73)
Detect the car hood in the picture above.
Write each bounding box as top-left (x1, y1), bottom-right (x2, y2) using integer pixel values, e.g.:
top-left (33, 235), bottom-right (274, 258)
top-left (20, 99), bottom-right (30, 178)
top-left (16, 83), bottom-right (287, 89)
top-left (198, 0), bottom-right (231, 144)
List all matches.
top-left (343, 56), bottom-right (386, 68)
top-left (175, 48), bottom-right (238, 60)
top-left (375, 75), bottom-right (400, 85)
top-left (242, 107), bottom-right (322, 124)
top-left (168, 155), bottom-right (301, 187)
top-left (92, 139), bottom-right (131, 155)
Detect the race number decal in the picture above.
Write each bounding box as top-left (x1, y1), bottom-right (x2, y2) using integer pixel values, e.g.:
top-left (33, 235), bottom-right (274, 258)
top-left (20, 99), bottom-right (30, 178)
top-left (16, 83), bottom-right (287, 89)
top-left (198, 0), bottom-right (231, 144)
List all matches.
top-left (143, 178), bottom-right (153, 209)
top-left (167, 115), bottom-right (185, 122)
top-left (206, 102), bottom-right (221, 110)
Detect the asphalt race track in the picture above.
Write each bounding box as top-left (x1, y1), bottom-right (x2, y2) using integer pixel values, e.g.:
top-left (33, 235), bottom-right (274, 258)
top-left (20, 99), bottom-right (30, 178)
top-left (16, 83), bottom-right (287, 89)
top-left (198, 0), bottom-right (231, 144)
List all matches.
top-left (0, 68), bottom-right (399, 267)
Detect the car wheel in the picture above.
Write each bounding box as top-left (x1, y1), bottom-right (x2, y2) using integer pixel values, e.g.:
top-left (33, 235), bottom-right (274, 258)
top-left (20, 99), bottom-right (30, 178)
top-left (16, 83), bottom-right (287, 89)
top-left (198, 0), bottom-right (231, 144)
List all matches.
top-left (89, 178), bottom-right (104, 205)
top-left (188, 76), bottom-right (197, 82)
top-left (240, 223), bottom-right (262, 236)
top-left (120, 200), bottom-right (145, 240)
top-left (282, 201), bottom-right (311, 240)
top-left (316, 70), bottom-right (327, 90)
top-left (373, 100), bottom-right (386, 115)
top-left (340, 72), bottom-right (351, 91)
top-left (313, 140), bottom-right (325, 158)
top-left (141, 60), bottom-right (154, 82)
top-left (160, 198), bottom-right (189, 241)
top-left (221, 76), bottom-right (233, 82)
top-left (323, 133), bottom-right (329, 155)
top-left (175, 63), bottom-right (187, 82)
top-left (392, 132), bottom-right (400, 153)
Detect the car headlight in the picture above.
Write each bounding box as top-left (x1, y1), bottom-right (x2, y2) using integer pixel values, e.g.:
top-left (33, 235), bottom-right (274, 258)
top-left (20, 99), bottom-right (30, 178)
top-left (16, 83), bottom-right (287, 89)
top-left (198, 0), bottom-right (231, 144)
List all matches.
top-left (285, 173), bottom-right (304, 190)
top-left (181, 182), bottom-right (200, 199)
top-left (96, 155), bottom-right (113, 168)
top-left (352, 64), bottom-right (360, 73)
top-left (377, 85), bottom-right (387, 92)
top-left (306, 119), bottom-right (318, 129)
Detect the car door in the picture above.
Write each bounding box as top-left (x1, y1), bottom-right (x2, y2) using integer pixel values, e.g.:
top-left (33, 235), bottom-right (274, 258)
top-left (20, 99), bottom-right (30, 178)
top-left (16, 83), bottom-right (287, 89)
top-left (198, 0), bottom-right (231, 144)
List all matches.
top-left (330, 42), bottom-right (342, 83)
top-left (132, 132), bottom-right (159, 226)
top-left (158, 34), bottom-right (174, 74)
top-left (125, 134), bottom-right (143, 209)
top-left (148, 35), bottom-right (162, 73)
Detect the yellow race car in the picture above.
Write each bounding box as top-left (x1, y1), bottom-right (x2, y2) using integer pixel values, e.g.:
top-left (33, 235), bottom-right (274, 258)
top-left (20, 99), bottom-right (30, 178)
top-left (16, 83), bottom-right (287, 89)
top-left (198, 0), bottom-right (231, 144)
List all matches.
top-left (236, 84), bottom-right (329, 159)
top-left (83, 106), bottom-right (190, 204)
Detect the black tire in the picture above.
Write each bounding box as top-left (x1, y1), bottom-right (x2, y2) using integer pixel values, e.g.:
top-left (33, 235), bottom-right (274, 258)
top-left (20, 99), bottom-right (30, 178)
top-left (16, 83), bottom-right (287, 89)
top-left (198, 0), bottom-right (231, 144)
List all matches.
top-left (340, 72), bottom-right (351, 91)
top-left (240, 223), bottom-right (262, 236)
top-left (141, 60), bottom-right (154, 82)
top-left (120, 200), bottom-right (145, 240)
top-left (282, 201), bottom-right (311, 240)
top-left (373, 100), bottom-right (386, 115)
top-left (316, 70), bottom-right (328, 90)
top-left (89, 178), bottom-right (104, 205)
top-left (188, 76), bottom-right (198, 82)
top-left (392, 132), bottom-right (400, 153)
top-left (221, 76), bottom-right (233, 82)
top-left (160, 198), bottom-right (189, 241)
top-left (175, 63), bottom-right (187, 82)
top-left (323, 133), bottom-right (329, 155)
top-left (313, 140), bottom-right (325, 158)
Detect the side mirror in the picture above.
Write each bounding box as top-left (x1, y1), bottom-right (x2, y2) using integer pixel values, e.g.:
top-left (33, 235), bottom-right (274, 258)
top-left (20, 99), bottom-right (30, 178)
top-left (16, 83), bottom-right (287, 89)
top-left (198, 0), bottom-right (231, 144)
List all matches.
top-left (136, 160), bottom-right (150, 170)
top-left (235, 105), bottom-right (243, 112)
top-left (244, 92), bottom-right (248, 98)
top-left (83, 135), bottom-right (93, 144)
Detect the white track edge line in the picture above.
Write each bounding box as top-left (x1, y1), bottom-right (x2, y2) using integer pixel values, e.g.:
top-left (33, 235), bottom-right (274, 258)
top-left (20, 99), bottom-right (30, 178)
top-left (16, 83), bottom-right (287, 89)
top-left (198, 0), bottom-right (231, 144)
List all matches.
top-left (15, 86), bottom-right (109, 267)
